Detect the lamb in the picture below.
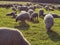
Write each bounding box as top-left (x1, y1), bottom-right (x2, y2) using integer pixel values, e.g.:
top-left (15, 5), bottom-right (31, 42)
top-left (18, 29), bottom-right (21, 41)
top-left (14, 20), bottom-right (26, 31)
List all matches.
top-left (44, 14), bottom-right (54, 31)
top-left (28, 9), bottom-right (34, 15)
top-left (0, 27), bottom-right (31, 45)
top-left (31, 12), bottom-right (38, 22)
top-left (16, 11), bottom-right (31, 23)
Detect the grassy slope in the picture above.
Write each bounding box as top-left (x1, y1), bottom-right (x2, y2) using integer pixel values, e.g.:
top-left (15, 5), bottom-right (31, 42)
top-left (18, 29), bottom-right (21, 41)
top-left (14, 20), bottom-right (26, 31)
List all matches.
top-left (0, 1), bottom-right (60, 45)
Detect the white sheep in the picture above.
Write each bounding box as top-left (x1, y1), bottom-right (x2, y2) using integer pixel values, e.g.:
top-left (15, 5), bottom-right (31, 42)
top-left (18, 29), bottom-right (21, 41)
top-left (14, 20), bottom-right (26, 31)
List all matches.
top-left (16, 11), bottom-right (31, 22)
top-left (0, 27), bottom-right (31, 45)
top-left (44, 14), bottom-right (54, 31)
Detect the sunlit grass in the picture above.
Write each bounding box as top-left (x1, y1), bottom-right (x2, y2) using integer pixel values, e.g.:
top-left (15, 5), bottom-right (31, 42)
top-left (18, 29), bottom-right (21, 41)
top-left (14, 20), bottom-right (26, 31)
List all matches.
top-left (0, 1), bottom-right (60, 45)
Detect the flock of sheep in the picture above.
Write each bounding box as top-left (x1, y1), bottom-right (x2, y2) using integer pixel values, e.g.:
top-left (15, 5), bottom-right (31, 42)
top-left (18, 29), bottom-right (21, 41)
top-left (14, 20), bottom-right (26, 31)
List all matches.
top-left (0, 2), bottom-right (60, 45)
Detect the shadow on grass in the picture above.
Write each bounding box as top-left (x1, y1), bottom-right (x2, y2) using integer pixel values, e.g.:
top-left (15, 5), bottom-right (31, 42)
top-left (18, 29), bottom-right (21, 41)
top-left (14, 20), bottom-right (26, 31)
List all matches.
top-left (32, 20), bottom-right (39, 24)
top-left (15, 22), bottom-right (30, 30)
top-left (47, 30), bottom-right (60, 42)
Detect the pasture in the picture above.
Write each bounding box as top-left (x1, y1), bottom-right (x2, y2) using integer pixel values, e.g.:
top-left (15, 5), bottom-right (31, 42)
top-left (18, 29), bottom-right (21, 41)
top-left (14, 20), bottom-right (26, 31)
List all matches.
top-left (0, 1), bottom-right (60, 45)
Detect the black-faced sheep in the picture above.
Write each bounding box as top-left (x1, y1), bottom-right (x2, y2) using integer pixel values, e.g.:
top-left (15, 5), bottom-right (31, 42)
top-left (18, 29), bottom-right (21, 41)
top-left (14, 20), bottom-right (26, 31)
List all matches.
top-left (44, 14), bottom-right (54, 31)
top-left (16, 11), bottom-right (31, 23)
top-left (39, 9), bottom-right (44, 17)
top-left (0, 27), bottom-right (31, 45)
top-left (28, 9), bottom-right (34, 15)
top-left (31, 12), bottom-right (38, 22)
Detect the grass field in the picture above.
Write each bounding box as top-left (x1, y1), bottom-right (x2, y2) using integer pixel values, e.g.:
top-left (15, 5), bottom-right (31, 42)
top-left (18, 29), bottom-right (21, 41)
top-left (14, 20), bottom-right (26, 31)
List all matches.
top-left (0, 1), bottom-right (60, 45)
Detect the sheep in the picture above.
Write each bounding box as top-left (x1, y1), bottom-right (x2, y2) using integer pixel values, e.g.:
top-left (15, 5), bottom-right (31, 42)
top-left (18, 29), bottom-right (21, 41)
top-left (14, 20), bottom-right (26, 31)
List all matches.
top-left (17, 6), bottom-right (22, 11)
top-left (39, 9), bottom-right (44, 17)
top-left (0, 4), bottom-right (12, 8)
top-left (0, 27), bottom-right (31, 45)
top-left (44, 14), bottom-right (54, 31)
top-left (25, 3), bottom-right (31, 6)
top-left (28, 9), bottom-right (34, 15)
top-left (29, 6), bottom-right (36, 11)
top-left (56, 5), bottom-right (60, 10)
top-left (18, 6), bottom-right (28, 12)
top-left (12, 4), bottom-right (18, 9)
top-left (12, 7), bottom-right (17, 11)
top-left (6, 11), bottom-right (17, 17)
top-left (16, 11), bottom-right (31, 23)
top-left (52, 14), bottom-right (60, 18)
top-left (49, 7), bottom-right (54, 11)
top-left (44, 5), bottom-right (49, 11)
top-left (31, 12), bottom-right (38, 22)
top-left (36, 4), bottom-right (42, 8)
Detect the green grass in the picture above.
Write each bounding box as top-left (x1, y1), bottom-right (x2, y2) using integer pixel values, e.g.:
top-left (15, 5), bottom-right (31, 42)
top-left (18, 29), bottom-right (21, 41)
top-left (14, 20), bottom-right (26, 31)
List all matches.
top-left (0, 1), bottom-right (60, 45)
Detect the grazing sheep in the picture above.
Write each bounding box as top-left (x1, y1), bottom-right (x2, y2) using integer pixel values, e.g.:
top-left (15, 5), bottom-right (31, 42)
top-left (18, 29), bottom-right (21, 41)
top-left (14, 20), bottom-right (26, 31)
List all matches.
top-left (6, 11), bottom-right (16, 16)
top-left (31, 12), bottom-right (38, 22)
top-left (0, 4), bottom-right (12, 8)
top-left (49, 7), bottom-right (54, 11)
top-left (16, 11), bottom-right (31, 22)
top-left (28, 9), bottom-right (34, 15)
top-left (52, 14), bottom-right (60, 18)
top-left (39, 9), bottom-right (44, 17)
top-left (44, 14), bottom-right (54, 31)
top-left (18, 6), bottom-right (28, 12)
top-left (0, 27), bottom-right (31, 45)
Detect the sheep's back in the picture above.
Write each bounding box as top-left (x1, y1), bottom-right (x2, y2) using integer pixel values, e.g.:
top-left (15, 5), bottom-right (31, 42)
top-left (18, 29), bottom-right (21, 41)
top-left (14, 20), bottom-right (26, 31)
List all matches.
top-left (0, 27), bottom-right (30, 45)
top-left (44, 14), bottom-right (54, 28)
